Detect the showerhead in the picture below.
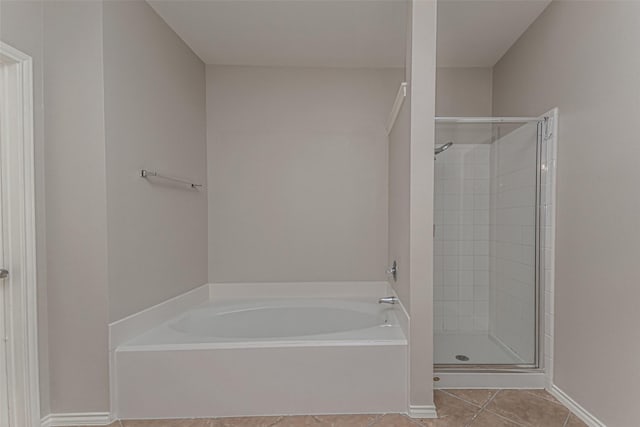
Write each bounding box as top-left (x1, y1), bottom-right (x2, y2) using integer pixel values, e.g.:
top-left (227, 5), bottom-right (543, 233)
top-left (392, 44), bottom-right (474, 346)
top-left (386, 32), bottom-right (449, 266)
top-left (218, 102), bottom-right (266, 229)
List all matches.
top-left (435, 142), bottom-right (453, 156)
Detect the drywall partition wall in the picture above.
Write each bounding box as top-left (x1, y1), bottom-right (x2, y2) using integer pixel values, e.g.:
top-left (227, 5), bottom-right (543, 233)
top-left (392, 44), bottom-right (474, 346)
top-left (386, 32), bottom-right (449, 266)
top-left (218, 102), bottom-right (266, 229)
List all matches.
top-left (386, 0), bottom-right (438, 412)
top-left (103, 0), bottom-right (207, 321)
top-left (493, 2), bottom-right (640, 425)
top-left (42, 1), bottom-right (110, 413)
top-left (407, 0), bottom-right (437, 413)
top-left (388, 95), bottom-right (411, 306)
top-left (207, 66), bottom-right (402, 283)
top-left (0, 0), bottom-right (50, 416)
top-left (436, 67), bottom-right (492, 117)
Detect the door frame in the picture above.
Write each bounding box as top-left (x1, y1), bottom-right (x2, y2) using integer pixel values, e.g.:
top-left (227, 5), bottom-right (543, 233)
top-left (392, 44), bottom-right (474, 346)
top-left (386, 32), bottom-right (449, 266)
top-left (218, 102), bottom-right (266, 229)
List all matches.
top-left (0, 41), bottom-right (40, 427)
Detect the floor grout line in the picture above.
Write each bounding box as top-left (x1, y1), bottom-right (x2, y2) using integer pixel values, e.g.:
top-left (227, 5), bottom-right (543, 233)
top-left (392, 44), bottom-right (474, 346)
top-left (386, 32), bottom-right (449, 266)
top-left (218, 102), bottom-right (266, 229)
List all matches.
top-left (367, 413), bottom-right (383, 427)
top-left (522, 389), bottom-right (563, 406)
top-left (406, 414), bottom-right (432, 427)
top-left (465, 389), bottom-right (532, 427)
top-left (268, 416), bottom-right (285, 426)
top-left (434, 388), bottom-right (503, 427)
top-left (481, 389), bottom-right (500, 410)
top-left (438, 389), bottom-right (486, 410)
top-left (464, 390), bottom-right (501, 427)
top-left (479, 390), bottom-right (527, 426)
top-left (479, 408), bottom-right (527, 427)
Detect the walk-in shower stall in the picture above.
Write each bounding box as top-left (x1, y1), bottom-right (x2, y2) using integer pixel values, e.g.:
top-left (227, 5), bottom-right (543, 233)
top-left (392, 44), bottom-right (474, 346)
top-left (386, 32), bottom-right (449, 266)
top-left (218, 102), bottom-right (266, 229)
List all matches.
top-left (433, 113), bottom-right (557, 387)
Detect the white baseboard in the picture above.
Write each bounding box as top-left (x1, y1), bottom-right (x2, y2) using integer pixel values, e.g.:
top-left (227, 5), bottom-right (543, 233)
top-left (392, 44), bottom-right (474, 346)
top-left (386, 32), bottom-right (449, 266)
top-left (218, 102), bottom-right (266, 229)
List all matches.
top-left (408, 405), bottom-right (438, 419)
top-left (548, 385), bottom-right (606, 427)
top-left (41, 412), bottom-right (113, 426)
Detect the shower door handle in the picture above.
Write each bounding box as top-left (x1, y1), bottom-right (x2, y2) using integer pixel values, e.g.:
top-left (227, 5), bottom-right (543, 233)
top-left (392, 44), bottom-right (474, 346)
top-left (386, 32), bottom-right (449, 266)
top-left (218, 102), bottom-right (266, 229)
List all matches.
top-left (0, 269), bottom-right (8, 279)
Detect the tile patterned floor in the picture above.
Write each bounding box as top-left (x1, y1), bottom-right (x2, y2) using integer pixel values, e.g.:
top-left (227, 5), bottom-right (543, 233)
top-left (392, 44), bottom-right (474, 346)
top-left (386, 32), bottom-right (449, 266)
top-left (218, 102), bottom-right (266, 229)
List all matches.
top-left (91, 389), bottom-right (588, 427)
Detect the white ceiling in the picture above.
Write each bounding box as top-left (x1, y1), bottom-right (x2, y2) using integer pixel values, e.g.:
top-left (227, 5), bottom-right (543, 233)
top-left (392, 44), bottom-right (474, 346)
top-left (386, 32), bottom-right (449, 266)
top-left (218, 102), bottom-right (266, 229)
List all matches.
top-left (148, 0), bottom-right (550, 69)
top-left (437, 0), bottom-right (552, 67)
top-left (147, 0), bottom-right (408, 68)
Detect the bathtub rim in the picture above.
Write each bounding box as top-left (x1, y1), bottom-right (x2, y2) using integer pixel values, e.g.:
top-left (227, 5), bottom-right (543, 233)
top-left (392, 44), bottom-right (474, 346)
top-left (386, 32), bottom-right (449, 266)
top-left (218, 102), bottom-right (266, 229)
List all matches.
top-left (109, 281), bottom-right (405, 351)
top-left (119, 297), bottom-right (407, 350)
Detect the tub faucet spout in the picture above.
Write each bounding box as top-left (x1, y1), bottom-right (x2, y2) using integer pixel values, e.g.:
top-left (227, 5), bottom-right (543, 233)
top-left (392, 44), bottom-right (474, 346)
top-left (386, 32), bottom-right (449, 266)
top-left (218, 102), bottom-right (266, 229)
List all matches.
top-left (378, 296), bottom-right (399, 305)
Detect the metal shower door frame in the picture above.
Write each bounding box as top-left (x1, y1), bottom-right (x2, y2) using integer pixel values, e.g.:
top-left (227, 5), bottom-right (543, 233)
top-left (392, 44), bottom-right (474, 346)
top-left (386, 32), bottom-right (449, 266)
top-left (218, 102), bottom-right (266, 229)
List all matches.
top-left (434, 116), bottom-right (548, 374)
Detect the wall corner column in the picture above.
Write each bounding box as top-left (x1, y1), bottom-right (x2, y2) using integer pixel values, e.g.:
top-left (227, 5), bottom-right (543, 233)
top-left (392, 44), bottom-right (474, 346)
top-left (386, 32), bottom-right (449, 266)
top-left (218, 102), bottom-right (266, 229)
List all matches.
top-left (408, 0), bottom-right (437, 412)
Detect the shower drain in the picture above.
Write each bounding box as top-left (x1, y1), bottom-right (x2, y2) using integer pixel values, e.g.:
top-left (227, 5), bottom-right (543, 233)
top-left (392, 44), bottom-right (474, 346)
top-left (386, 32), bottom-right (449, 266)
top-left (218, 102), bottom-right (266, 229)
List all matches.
top-left (455, 354), bottom-right (470, 361)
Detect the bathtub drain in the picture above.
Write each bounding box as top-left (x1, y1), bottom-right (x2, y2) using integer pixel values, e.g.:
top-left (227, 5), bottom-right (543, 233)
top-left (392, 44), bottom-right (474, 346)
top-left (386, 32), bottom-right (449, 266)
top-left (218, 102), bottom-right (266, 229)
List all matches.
top-left (455, 354), bottom-right (470, 361)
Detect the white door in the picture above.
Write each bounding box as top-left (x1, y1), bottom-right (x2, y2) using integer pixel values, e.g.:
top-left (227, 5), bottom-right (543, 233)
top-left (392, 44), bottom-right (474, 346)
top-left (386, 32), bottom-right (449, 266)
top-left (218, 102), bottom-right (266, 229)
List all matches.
top-left (0, 42), bottom-right (39, 427)
top-left (0, 180), bottom-right (8, 427)
top-left (0, 43), bottom-right (11, 427)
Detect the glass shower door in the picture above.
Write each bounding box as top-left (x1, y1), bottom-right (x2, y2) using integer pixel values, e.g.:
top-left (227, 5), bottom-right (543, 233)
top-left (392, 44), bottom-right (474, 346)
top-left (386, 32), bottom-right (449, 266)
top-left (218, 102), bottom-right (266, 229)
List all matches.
top-left (433, 119), bottom-right (540, 367)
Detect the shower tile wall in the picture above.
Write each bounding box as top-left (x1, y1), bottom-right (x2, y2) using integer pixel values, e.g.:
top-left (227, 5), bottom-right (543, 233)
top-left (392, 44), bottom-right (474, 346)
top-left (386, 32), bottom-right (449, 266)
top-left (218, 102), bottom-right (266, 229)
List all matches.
top-left (488, 123), bottom-right (538, 362)
top-left (434, 144), bottom-right (491, 333)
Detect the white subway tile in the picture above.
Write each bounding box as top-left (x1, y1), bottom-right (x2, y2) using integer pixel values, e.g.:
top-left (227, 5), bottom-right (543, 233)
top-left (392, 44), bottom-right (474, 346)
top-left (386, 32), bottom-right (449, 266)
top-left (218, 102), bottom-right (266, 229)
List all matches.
top-left (459, 255), bottom-right (474, 270)
top-left (459, 301), bottom-right (474, 316)
top-left (474, 316), bottom-right (489, 331)
top-left (459, 316), bottom-right (474, 332)
top-left (474, 195), bottom-right (490, 210)
top-left (459, 270), bottom-right (474, 286)
top-left (474, 301), bottom-right (488, 316)
top-left (443, 301), bottom-right (458, 315)
top-left (474, 241), bottom-right (489, 255)
top-left (444, 316), bottom-right (459, 331)
top-left (473, 209), bottom-right (490, 225)
top-left (459, 286), bottom-right (474, 300)
top-left (443, 270), bottom-right (459, 286)
top-left (474, 256), bottom-right (490, 271)
top-left (459, 241), bottom-right (474, 255)
top-left (443, 255), bottom-right (458, 270)
top-left (443, 287), bottom-right (458, 301)
top-left (474, 180), bottom-right (490, 194)
top-left (442, 241), bottom-right (459, 255)
top-left (460, 210), bottom-right (474, 225)
top-left (475, 286), bottom-right (489, 301)
top-left (433, 286), bottom-right (444, 301)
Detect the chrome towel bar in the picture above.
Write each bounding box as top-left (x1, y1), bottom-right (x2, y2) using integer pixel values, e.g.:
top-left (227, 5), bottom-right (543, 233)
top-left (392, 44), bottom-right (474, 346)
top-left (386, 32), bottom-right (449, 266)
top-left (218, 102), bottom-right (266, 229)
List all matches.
top-left (140, 169), bottom-right (202, 189)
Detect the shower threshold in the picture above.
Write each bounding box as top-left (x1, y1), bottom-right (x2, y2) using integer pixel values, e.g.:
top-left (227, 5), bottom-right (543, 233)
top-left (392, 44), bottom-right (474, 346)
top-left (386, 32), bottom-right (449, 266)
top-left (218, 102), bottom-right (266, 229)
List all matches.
top-left (433, 369), bottom-right (545, 389)
top-left (433, 333), bottom-right (544, 389)
top-left (434, 333), bottom-right (523, 365)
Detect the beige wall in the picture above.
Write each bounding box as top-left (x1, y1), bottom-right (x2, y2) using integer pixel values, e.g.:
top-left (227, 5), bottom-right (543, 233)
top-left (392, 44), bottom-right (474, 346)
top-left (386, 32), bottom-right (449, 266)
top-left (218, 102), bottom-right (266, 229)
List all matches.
top-left (387, 0), bottom-right (437, 409)
top-left (388, 100), bottom-right (411, 306)
top-left (407, 0), bottom-right (436, 409)
top-left (103, 0), bottom-right (208, 321)
top-left (42, 1), bottom-right (110, 413)
top-left (207, 65), bottom-right (401, 283)
top-left (436, 67), bottom-right (492, 116)
top-left (493, 2), bottom-right (640, 425)
top-left (1, 0), bottom-right (112, 414)
top-left (434, 67), bottom-right (493, 148)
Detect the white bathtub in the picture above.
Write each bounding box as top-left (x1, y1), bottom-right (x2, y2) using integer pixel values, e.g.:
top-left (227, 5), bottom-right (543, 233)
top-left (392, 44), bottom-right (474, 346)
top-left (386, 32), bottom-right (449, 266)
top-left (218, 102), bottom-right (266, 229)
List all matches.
top-left (122, 298), bottom-right (405, 348)
top-left (112, 284), bottom-right (408, 420)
